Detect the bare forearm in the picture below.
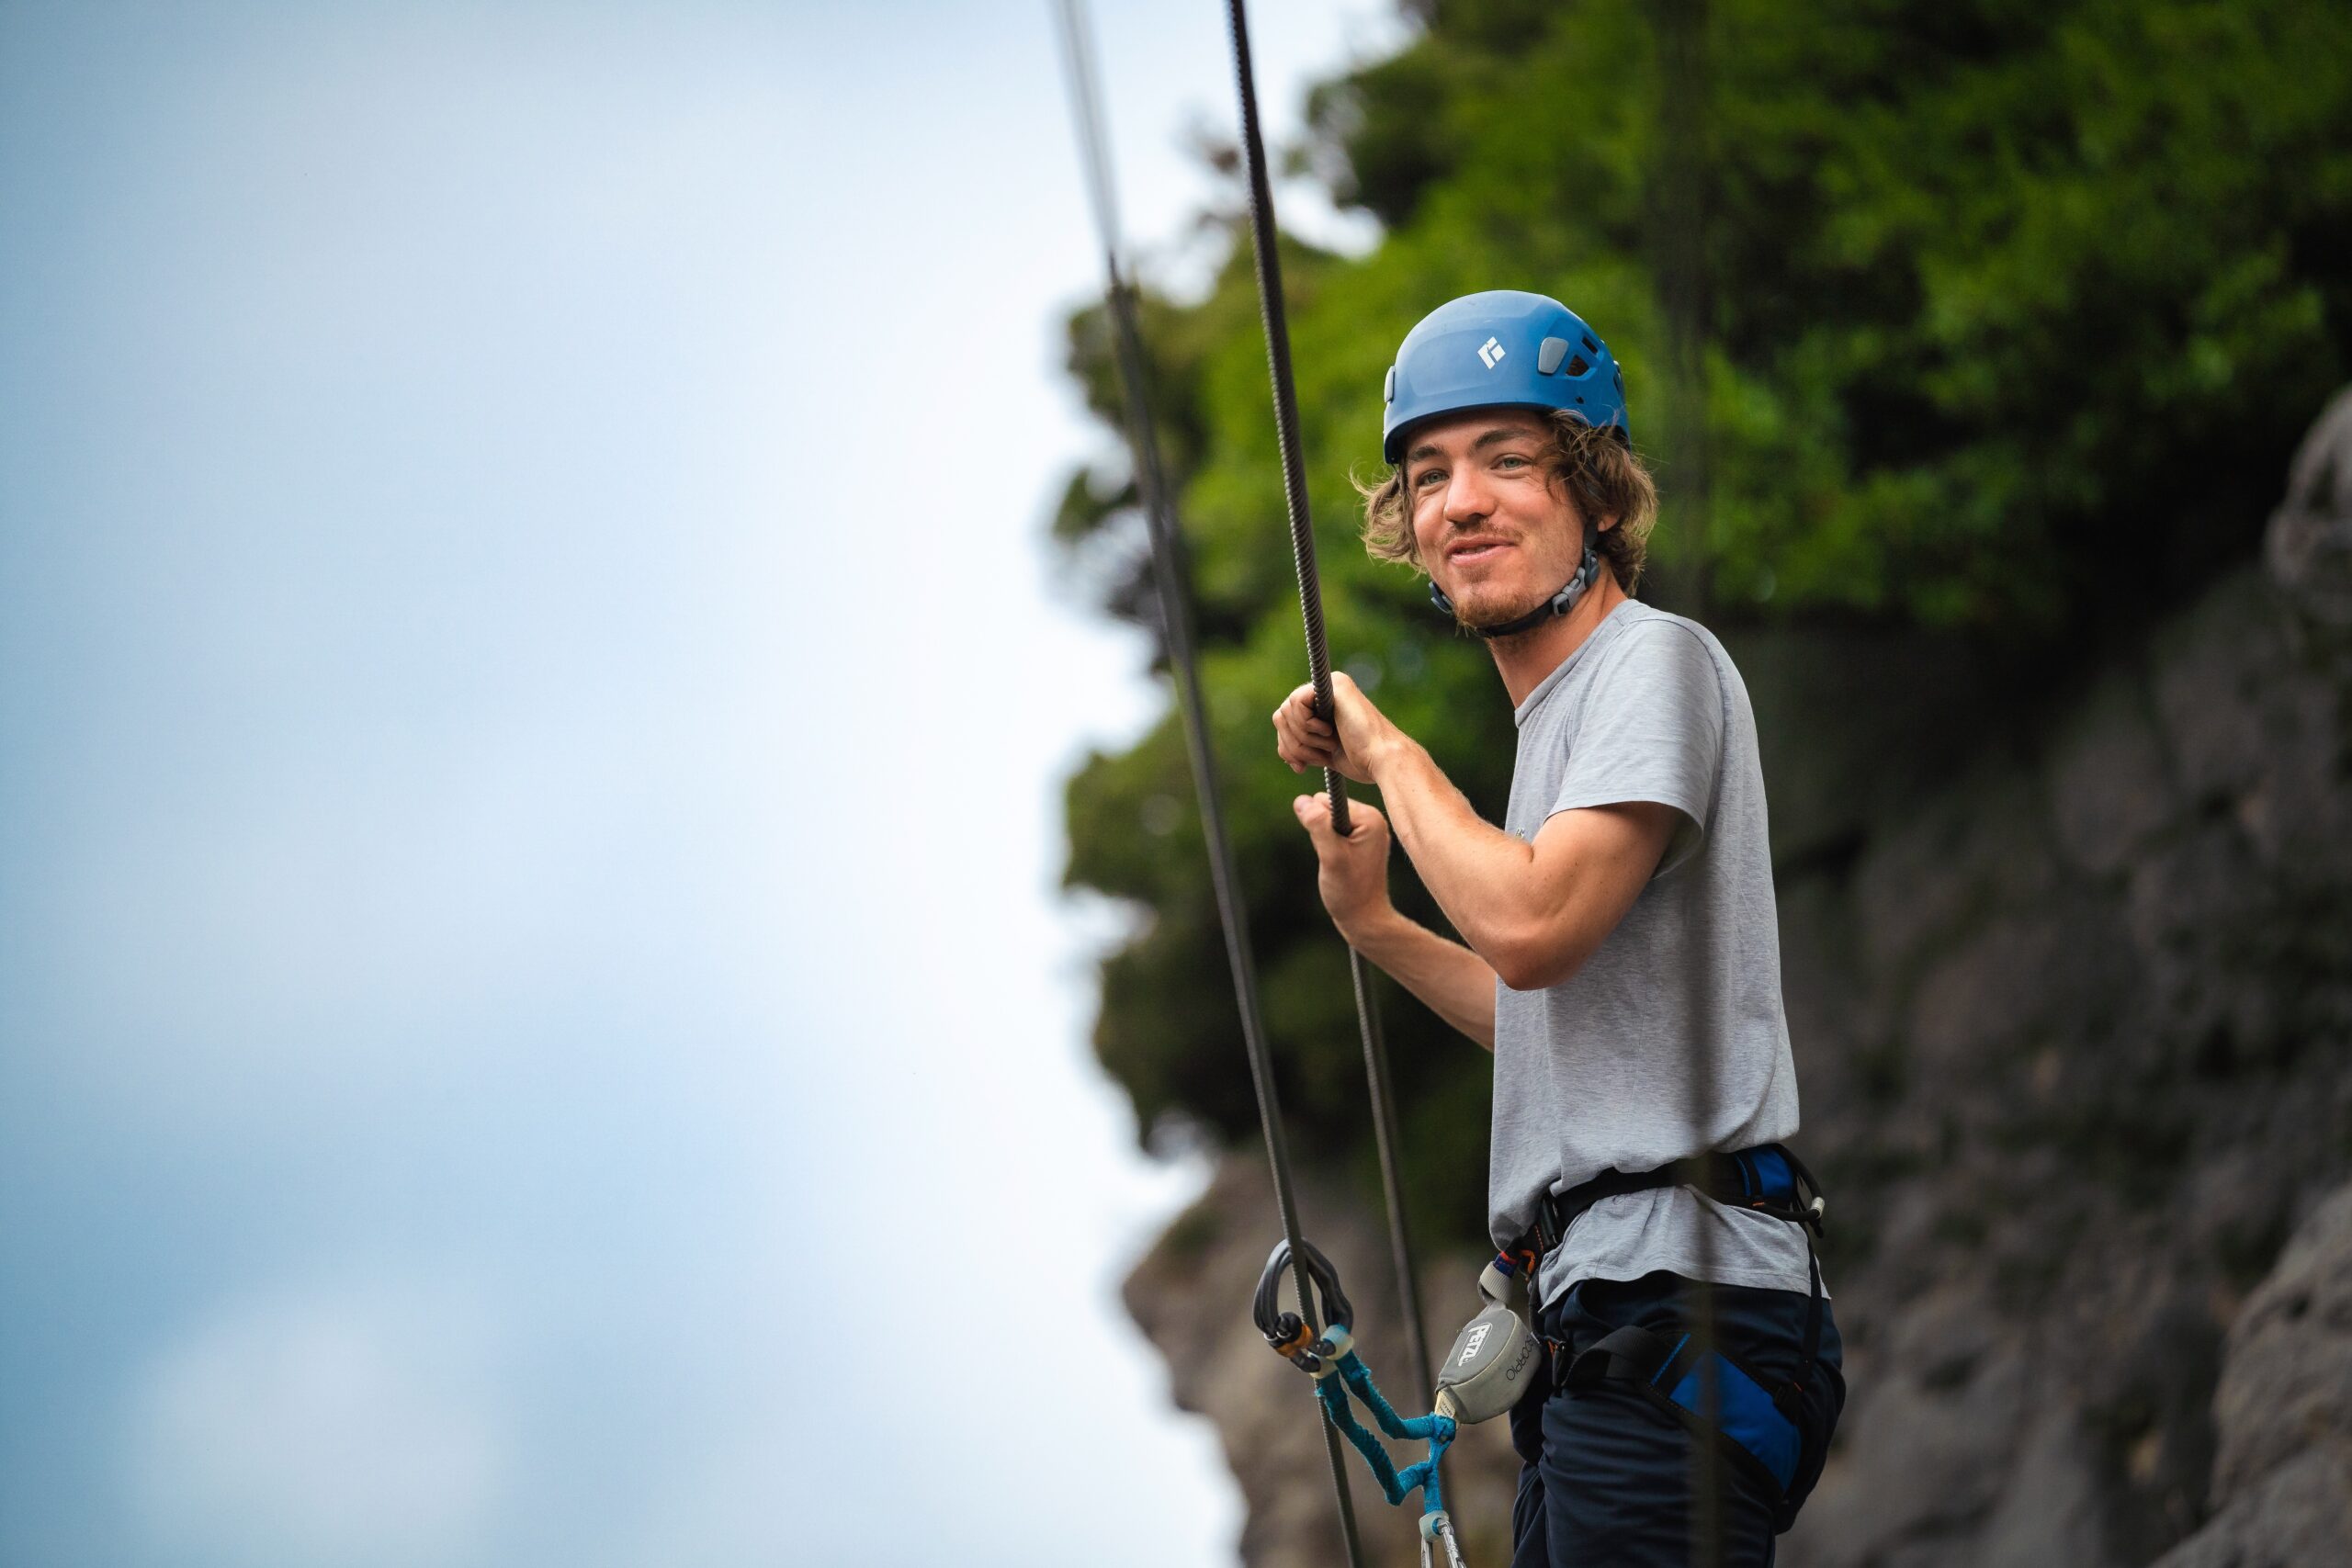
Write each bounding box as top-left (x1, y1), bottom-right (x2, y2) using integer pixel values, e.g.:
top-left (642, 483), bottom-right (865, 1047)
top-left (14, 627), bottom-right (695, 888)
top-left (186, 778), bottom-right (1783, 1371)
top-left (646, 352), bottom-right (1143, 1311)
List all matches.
top-left (1344, 906), bottom-right (1498, 1049)
top-left (1365, 736), bottom-right (1548, 969)
top-left (1273, 669), bottom-right (1670, 998)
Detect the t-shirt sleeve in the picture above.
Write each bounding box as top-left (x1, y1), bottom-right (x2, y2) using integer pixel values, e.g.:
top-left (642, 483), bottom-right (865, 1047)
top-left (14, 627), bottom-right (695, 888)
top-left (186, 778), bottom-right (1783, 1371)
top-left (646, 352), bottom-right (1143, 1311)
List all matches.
top-left (1545, 623), bottom-right (1725, 877)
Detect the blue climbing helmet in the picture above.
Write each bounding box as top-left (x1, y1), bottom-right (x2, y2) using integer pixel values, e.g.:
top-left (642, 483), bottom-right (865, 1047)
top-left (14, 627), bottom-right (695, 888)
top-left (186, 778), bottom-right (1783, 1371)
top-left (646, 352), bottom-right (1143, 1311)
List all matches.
top-left (1381, 290), bottom-right (1630, 463)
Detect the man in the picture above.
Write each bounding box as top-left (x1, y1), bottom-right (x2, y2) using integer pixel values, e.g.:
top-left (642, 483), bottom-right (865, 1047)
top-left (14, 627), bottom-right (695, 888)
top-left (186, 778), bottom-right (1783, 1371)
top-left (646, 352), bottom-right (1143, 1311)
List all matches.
top-left (1270, 291), bottom-right (1844, 1567)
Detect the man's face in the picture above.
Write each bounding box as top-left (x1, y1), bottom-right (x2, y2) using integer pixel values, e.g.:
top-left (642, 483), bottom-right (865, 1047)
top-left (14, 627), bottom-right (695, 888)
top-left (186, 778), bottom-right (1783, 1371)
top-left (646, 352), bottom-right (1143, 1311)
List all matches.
top-left (1402, 409), bottom-right (1591, 632)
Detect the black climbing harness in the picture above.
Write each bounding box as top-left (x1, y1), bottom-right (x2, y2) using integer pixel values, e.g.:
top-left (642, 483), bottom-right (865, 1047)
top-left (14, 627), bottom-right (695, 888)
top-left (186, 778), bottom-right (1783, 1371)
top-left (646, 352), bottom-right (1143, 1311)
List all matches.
top-left (1531, 1143), bottom-right (1835, 1532)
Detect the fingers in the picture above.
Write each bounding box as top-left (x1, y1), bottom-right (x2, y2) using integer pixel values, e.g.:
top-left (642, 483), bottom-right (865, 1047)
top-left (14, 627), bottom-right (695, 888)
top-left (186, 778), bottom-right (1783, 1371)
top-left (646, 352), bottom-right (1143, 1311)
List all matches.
top-left (1292, 791), bottom-right (1338, 846)
top-left (1293, 791), bottom-right (1387, 846)
top-left (1274, 684), bottom-right (1336, 738)
top-left (1271, 683), bottom-right (1340, 773)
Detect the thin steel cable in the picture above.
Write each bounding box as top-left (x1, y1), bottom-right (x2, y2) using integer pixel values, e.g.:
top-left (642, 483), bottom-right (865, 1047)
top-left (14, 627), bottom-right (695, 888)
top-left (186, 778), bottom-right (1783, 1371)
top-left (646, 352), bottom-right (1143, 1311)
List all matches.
top-left (1221, 0), bottom-right (1436, 1415)
top-left (1653, 1), bottom-right (1723, 1560)
top-left (1050, 5), bottom-right (1364, 1562)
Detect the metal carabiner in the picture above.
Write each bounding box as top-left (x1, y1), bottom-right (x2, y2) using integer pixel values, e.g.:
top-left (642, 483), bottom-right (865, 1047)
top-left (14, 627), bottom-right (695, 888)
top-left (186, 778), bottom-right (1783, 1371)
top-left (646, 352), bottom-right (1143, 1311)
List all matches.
top-left (1419, 1509), bottom-right (1467, 1568)
top-left (1252, 1236), bottom-right (1355, 1368)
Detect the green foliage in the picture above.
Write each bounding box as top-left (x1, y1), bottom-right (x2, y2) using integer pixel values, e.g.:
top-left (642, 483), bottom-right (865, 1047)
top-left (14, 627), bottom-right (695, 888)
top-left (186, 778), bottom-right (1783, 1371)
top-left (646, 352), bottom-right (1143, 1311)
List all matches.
top-left (1317, 0), bottom-right (2352, 626)
top-left (1056, 0), bottom-right (2352, 1244)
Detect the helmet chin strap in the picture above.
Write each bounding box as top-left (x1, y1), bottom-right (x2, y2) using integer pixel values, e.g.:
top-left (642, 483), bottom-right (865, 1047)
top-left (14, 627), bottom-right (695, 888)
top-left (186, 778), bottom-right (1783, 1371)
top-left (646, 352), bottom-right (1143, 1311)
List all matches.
top-left (1429, 547), bottom-right (1601, 639)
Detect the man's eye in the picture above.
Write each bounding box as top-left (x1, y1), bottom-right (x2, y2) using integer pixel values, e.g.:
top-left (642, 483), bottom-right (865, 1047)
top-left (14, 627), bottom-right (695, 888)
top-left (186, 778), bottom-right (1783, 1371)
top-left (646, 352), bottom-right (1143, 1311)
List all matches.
top-left (1413, 468), bottom-right (1444, 488)
top-left (1496, 454), bottom-right (1530, 469)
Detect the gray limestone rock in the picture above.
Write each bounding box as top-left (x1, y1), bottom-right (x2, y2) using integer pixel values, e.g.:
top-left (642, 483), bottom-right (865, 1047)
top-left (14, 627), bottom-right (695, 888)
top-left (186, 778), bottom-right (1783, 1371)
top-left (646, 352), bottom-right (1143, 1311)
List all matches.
top-left (2210, 1185), bottom-right (2352, 1507)
top-left (2266, 384), bottom-right (2352, 637)
top-left (2048, 671), bottom-right (2178, 879)
top-left (2151, 1446), bottom-right (2352, 1568)
top-left (1788, 1282), bottom-right (2032, 1562)
top-left (2148, 1182), bottom-right (2352, 1567)
top-left (1976, 1404), bottom-right (2114, 1567)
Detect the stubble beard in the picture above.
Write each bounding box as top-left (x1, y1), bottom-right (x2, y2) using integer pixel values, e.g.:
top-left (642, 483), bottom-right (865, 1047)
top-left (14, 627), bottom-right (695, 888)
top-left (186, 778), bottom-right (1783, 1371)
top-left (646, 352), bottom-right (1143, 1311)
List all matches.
top-left (1448, 570), bottom-right (1561, 636)
top-left (1453, 584), bottom-right (1541, 634)
top-left (1443, 523), bottom-right (1591, 636)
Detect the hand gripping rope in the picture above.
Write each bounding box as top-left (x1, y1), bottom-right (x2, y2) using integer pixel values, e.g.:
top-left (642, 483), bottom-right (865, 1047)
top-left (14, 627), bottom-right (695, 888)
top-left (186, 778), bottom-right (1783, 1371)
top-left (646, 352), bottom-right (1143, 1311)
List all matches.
top-left (1221, 0), bottom-right (1437, 1416)
top-left (1050, 3), bottom-right (1368, 1561)
top-left (1253, 1240), bottom-right (1468, 1568)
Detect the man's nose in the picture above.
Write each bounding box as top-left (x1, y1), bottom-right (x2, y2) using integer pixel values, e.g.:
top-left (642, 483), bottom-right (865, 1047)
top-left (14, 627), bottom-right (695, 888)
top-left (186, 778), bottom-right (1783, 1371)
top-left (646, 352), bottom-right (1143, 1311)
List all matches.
top-left (1443, 467), bottom-right (1493, 524)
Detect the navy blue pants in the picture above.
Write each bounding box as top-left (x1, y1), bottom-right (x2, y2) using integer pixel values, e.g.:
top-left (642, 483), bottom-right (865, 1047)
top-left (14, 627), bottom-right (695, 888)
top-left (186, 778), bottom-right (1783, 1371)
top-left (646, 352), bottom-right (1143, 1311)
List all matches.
top-left (1506, 1271), bottom-right (1844, 1568)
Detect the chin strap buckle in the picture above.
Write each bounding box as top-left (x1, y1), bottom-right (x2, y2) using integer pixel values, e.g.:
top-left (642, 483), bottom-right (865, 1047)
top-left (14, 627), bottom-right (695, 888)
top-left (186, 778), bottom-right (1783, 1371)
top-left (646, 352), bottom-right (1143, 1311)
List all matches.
top-left (1428, 547), bottom-right (1600, 639)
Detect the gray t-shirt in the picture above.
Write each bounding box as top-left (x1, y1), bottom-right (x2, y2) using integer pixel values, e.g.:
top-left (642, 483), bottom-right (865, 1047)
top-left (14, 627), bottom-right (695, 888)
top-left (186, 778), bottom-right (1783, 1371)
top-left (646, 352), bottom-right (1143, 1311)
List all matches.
top-left (1486, 600), bottom-right (1816, 1305)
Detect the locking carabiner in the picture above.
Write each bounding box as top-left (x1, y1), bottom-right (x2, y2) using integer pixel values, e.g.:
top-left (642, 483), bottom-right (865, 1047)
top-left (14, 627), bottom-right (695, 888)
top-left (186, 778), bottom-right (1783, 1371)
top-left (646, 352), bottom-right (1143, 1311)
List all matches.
top-left (1419, 1509), bottom-right (1467, 1568)
top-left (1252, 1236), bottom-right (1467, 1562)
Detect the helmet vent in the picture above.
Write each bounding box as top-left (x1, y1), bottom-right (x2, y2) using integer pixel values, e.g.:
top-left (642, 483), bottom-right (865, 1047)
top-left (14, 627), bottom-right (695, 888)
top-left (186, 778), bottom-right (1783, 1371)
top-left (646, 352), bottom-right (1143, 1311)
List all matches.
top-left (1565, 355), bottom-right (1589, 378)
top-left (1581, 333), bottom-right (1599, 353)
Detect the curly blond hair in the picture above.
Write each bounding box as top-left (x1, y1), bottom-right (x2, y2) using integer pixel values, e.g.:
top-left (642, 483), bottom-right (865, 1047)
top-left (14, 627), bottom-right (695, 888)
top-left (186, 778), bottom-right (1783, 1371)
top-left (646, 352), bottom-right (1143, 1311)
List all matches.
top-left (1357, 412), bottom-right (1659, 592)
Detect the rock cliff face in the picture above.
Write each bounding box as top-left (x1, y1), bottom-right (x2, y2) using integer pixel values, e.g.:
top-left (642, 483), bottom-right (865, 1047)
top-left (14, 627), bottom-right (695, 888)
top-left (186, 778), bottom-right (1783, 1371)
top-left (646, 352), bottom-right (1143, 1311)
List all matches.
top-left (2151, 1183), bottom-right (2352, 1567)
top-left (1123, 392), bottom-right (2352, 1568)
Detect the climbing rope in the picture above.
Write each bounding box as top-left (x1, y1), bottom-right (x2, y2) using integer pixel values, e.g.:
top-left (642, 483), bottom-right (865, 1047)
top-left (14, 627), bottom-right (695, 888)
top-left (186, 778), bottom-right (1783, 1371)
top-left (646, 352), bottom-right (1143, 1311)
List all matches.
top-left (1049, 4), bottom-right (1366, 1562)
top-left (1219, 0), bottom-right (1436, 1414)
top-left (1062, 7), bottom-right (1758, 1566)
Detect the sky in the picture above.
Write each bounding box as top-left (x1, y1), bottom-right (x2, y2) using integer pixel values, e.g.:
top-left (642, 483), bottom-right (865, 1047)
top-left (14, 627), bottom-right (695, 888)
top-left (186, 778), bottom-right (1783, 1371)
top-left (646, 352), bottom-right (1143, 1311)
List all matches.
top-left (0, 3), bottom-right (1406, 1564)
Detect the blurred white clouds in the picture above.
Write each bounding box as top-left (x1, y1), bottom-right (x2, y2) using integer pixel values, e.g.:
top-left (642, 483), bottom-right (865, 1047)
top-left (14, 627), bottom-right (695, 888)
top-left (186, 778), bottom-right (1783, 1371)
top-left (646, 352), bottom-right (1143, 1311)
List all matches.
top-left (130, 1277), bottom-right (508, 1568)
top-left (0, 2), bottom-right (1406, 1563)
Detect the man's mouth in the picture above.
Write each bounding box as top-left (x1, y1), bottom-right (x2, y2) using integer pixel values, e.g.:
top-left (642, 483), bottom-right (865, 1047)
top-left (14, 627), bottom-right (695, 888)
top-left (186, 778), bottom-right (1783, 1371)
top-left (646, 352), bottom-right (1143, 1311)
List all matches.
top-left (1446, 537), bottom-right (1513, 566)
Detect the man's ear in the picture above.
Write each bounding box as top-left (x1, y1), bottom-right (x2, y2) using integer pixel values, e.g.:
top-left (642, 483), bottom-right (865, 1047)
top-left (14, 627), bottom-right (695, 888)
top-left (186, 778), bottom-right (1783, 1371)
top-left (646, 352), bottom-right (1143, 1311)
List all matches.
top-left (1595, 513), bottom-right (1621, 534)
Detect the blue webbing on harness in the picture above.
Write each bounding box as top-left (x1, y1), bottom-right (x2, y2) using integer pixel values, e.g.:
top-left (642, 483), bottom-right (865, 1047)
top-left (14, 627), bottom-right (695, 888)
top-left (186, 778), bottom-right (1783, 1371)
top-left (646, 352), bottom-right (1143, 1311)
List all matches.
top-left (1313, 1335), bottom-right (1457, 1517)
top-left (1732, 1146), bottom-right (1794, 1204)
top-left (1634, 1330), bottom-right (1803, 1493)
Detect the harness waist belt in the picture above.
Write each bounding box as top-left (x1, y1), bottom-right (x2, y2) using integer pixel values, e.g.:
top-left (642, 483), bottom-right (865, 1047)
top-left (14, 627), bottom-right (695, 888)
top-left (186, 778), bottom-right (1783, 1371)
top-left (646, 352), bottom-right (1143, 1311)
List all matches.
top-left (1532, 1143), bottom-right (1824, 1256)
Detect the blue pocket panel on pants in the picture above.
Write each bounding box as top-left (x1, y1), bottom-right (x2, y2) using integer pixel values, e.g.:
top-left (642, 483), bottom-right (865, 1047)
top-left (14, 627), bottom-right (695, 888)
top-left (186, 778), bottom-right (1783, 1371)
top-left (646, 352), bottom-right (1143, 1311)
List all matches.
top-left (1664, 1352), bottom-right (1801, 1493)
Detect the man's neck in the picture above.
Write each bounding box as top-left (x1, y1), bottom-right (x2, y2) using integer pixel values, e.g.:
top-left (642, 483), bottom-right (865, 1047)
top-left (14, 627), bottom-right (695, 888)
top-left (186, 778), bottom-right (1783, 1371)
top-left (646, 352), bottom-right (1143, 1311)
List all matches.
top-left (1487, 570), bottom-right (1630, 707)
